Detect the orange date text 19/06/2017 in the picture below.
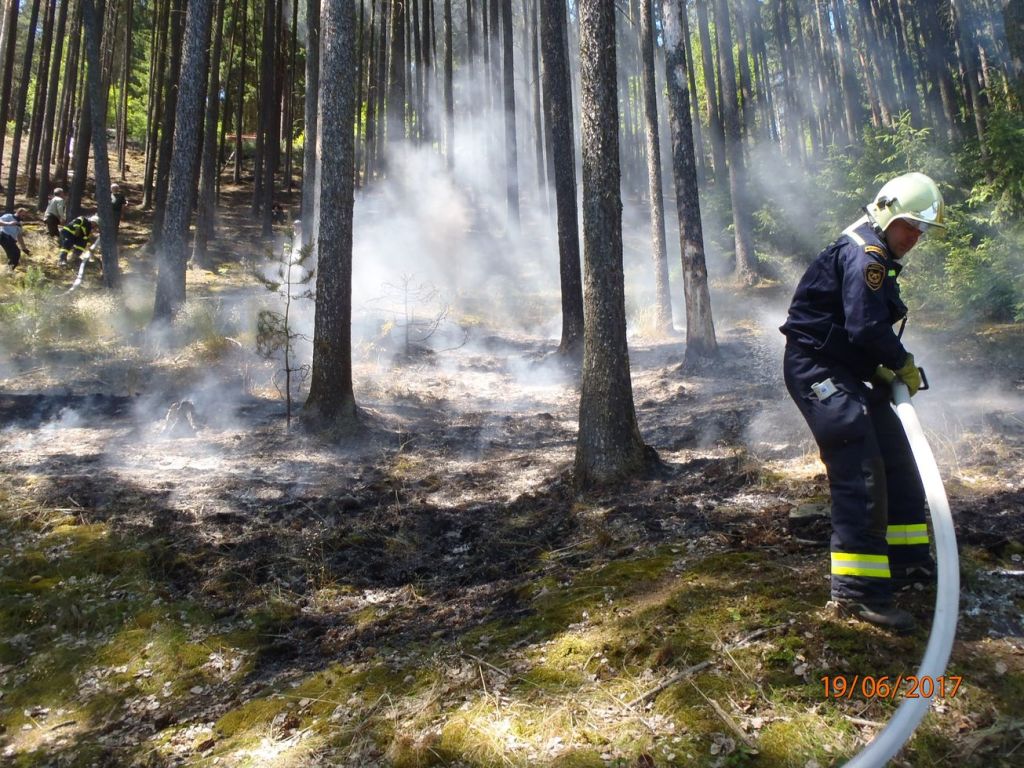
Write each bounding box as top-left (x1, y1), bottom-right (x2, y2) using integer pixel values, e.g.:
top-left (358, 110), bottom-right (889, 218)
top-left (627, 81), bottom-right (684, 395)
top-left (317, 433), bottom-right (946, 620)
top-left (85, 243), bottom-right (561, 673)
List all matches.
top-left (820, 675), bottom-right (963, 701)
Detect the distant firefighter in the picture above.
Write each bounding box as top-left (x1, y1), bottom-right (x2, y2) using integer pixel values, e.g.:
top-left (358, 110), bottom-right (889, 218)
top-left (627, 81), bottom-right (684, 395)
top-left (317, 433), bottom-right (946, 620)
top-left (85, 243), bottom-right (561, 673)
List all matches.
top-left (57, 214), bottom-right (99, 269)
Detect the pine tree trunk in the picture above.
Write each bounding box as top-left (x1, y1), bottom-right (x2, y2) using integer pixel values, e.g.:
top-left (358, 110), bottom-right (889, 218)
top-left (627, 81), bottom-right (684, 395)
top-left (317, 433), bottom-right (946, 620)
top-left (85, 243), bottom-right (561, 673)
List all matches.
top-left (1006, 0), bottom-right (1024, 108)
top-left (574, 0), bottom-right (649, 491)
top-left (300, 0), bottom-right (320, 245)
top-left (951, 0), bottom-right (986, 146)
top-left (748, 0), bottom-right (778, 143)
top-left (153, 0), bottom-right (215, 322)
top-left (35, 0), bottom-right (69, 209)
top-left (257, 0), bottom-right (278, 234)
top-left (662, 0), bottom-right (717, 365)
top-left (117, 0), bottom-right (133, 178)
top-left (386, 0), bottom-right (406, 151)
top-left (0, 0), bottom-right (20, 183)
top-left (152, 0), bottom-right (186, 242)
top-left (26, 0), bottom-right (56, 198)
top-left (694, 0), bottom-right (726, 181)
top-left (540, 0), bottom-right (583, 355)
top-left (773, 0), bottom-right (802, 158)
top-left (715, 0), bottom-right (757, 281)
top-left (639, 0), bottom-right (671, 331)
top-left (233, 0), bottom-right (247, 183)
top-left (500, 0), bottom-right (519, 225)
top-left (303, 0), bottom-right (359, 426)
top-left (54, 3), bottom-right (83, 187)
top-left (81, 0), bottom-right (120, 286)
top-left (286, 0), bottom-right (299, 188)
top-left (363, 0), bottom-right (378, 179)
top-left (443, 0), bottom-right (453, 168)
top-left (5, 0), bottom-right (42, 210)
top-left (68, 93), bottom-right (92, 220)
top-left (193, 0), bottom-right (227, 268)
top-left (832, 0), bottom-right (862, 145)
top-left (143, 0), bottom-right (168, 207)
top-left (733, 0), bottom-right (754, 138)
top-left (681, 1), bottom-right (708, 181)
top-left (410, 0), bottom-right (422, 143)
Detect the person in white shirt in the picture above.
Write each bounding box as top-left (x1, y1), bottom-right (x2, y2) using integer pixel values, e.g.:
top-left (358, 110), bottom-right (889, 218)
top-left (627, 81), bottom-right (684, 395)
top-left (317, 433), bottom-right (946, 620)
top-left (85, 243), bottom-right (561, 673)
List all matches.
top-left (0, 208), bottom-right (30, 268)
top-left (43, 188), bottom-right (66, 238)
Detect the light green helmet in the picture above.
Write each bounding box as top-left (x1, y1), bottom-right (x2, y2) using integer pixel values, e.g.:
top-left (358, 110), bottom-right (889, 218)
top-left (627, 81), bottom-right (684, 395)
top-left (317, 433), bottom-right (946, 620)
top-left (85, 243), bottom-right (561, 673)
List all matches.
top-left (865, 172), bottom-right (946, 232)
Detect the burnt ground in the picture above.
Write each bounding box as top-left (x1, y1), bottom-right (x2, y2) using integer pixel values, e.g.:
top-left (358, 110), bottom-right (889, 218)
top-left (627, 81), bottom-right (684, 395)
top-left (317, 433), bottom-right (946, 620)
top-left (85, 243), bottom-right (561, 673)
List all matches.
top-left (1, 160), bottom-right (1023, 765)
top-left (2, 295), bottom-right (1024, 766)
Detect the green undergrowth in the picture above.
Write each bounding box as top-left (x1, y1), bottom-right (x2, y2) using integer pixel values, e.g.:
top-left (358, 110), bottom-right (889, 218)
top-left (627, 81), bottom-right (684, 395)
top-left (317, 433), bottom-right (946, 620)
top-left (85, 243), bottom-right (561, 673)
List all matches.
top-left (2, 477), bottom-right (1023, 766)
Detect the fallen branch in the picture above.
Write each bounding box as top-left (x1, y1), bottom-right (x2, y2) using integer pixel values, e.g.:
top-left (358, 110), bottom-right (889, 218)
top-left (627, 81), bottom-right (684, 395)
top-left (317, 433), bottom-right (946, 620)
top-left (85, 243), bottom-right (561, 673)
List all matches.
top-left (689, 680), bottom-right (758, 753)
top-left (627, 659), bottom-right (713, 708)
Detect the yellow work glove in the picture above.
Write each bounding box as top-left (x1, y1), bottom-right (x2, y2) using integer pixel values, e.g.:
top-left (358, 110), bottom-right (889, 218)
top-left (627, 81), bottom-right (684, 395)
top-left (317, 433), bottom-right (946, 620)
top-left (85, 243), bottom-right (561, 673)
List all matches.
top-left (873, 365), bottom-right (896, 386)
top-left (894, 353), bottom-right (922, 396)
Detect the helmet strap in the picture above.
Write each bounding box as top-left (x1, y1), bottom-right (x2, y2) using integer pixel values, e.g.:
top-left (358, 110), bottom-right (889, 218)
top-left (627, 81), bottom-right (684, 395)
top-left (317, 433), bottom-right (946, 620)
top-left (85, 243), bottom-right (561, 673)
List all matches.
top-left (862, 205), bottom-right (886, 238)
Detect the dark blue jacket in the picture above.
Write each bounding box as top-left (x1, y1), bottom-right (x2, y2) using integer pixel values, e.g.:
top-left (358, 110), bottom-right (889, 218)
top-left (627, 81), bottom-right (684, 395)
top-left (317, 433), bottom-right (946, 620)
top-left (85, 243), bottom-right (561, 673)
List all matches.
top-left (781, 220), bottom-right (909, 379)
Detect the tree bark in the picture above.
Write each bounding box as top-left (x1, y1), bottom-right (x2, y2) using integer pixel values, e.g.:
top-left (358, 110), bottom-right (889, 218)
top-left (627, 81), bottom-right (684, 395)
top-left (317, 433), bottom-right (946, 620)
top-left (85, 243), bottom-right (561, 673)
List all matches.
top-left (574, 0), bottom-right (649, 491)
top-left (27, 0), bottom-right (55, 198)
top-left (257, 0), bottom-right (278, 234)
top-left (300, 0), bottom-right (320, 245)
top-left (386, 0), bottom-right (406, 152)
top-left (192, 0), bottom-right (226, 268)
top-left (443, 0), bottom-right (453, 168)
top-left (0, 0), bottom-right (20, 184)
top-left (662, 0), bottom-right (717, 364)
top-left (5, 0), bottom-right (42, 210)
top-left (639, 0), bottom-right (671, 332)
top-left (143, 0), bottom-right (169, 206)
top-left (81, 0), bottom-right (120, 286)
top-left (303, 0), bottom-right (359, 427)
top-left (540, 0), bottom-right (583, 356)
top-left (152, 0), bottom-right (186, 242)
top-left (1006, 0), bottom-right (1024, 107)
top-left (832, 0), bottom-right (862, 145)
top-left (153, 0), bottom-right (214, 322)
top-left (681, 0), bottom-right (708, 181)
top-left (694, 0), bottom-right (726, 181)
top-left (500, 0), bottom-right (519, 225)
top-left (35, 0), bottom-right (69, 209)
top-left (715, 0), bottom-right (757, 281)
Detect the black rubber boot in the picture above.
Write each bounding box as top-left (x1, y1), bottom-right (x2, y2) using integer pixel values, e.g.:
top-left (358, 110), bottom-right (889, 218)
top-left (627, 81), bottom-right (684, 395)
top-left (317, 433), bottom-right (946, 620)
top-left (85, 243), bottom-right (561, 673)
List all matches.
top-left (830, 598), bottom-right (917, 634)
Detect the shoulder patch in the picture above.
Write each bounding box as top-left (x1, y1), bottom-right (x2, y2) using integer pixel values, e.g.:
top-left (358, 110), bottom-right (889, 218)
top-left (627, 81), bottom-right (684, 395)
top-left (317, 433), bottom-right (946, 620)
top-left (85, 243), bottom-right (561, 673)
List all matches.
top-left (864, 245), bottom-right (887, 258)
top-left (865, 262), bottom-right (886, 291)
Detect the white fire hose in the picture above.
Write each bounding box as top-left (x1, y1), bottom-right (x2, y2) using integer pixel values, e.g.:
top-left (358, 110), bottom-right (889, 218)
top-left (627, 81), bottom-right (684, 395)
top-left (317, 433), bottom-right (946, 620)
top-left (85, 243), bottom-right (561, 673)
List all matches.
top-left (64, 239), bottom-right (100, 294)
top-left (844, 379), bottom-right (960, 767)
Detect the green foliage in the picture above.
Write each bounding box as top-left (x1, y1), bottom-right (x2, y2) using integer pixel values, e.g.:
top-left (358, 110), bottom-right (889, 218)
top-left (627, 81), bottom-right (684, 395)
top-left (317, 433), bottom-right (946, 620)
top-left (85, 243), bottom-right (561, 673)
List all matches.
top-left (968, 106), bottom-right (1024, 222)
top-left (808, 110), bottom-right (1024, 323)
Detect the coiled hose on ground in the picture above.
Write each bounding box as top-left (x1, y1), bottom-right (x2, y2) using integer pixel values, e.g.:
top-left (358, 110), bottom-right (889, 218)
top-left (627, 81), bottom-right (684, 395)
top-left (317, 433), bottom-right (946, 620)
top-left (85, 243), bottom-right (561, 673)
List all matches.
top-left (844, 380), bottom-right (960, 767)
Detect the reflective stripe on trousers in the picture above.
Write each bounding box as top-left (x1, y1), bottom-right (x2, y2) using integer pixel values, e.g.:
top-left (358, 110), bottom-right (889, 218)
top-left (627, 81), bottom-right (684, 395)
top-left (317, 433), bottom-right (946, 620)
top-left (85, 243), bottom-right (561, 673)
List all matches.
top-left (831, 551), bottom-right (892, 578)
top-left (887, 523), bottom-right (930, 546)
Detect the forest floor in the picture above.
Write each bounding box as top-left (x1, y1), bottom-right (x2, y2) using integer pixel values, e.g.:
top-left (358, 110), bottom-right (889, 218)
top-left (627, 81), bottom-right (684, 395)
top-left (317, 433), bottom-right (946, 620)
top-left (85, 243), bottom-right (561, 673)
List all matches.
top-left (0, 172), bottom-right (1023, 767)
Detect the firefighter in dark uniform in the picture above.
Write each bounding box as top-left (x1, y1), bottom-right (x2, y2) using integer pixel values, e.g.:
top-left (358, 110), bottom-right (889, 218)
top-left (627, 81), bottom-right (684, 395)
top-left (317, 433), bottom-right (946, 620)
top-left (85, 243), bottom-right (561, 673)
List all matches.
top-left (57, 214), bottom-right (98, 268)
top-left (780, 172), bottom-right (946, 633)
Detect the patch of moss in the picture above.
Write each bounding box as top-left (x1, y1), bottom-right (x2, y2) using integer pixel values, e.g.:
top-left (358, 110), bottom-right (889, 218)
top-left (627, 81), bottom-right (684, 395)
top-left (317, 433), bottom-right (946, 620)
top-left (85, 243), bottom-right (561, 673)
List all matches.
top-left (757, 712), bottom-right (855, 766)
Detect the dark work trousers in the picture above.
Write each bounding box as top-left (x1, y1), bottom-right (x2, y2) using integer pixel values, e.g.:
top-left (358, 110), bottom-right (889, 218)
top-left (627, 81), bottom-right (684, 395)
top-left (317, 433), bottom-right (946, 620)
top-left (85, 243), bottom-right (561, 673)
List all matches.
top-left (783, 343), bottom-right (931, 603)
top-left (0, 233), bottom-right (20, 268)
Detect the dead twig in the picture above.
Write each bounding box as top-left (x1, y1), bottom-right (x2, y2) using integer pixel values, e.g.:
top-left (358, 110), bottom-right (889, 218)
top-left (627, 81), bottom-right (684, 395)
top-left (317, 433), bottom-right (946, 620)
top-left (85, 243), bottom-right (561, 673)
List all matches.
top-left (627, 659), bottom-right (713, 707)
top-left (689, 680), bottom-right (758, 752)
top-left (845, 715), bottom-right (885, 728)
top-left (462, 652), bottom-right (511, 678)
